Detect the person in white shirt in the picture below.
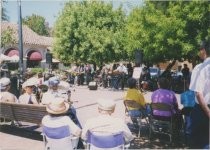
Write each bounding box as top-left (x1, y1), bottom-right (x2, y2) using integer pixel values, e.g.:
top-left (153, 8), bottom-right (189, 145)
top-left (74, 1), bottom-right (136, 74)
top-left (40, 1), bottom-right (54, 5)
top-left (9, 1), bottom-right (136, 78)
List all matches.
top-left (113, 63), bottom-right (128, 90)
top-left (41, 76), bottom-right (69, 105)
top-left (42, 98), bottom-right (81, 150)
top-left (82, 98), bottom-right (134, 147)
top-left (41, 76), bottom-right (81, 128)
top-left (0, 77), bottom-right (18, 103)
top-left (189, 39), bottom-right (210, 148)
top-left (19, 78), bottom-right (38, 104)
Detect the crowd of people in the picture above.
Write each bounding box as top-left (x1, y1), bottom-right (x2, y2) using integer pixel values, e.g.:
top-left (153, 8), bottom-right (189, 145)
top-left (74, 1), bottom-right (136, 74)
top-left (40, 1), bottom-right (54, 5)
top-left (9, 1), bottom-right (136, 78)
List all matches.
top-left (0, 39), bottom-right (209, 149)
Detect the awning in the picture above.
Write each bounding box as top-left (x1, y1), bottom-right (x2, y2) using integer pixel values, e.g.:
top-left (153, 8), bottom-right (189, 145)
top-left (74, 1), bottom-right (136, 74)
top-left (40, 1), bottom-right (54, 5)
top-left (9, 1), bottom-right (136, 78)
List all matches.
top-left (7, 49), bottom-right (19, 57)
top-left (29, 51), bottom-right (42, 61)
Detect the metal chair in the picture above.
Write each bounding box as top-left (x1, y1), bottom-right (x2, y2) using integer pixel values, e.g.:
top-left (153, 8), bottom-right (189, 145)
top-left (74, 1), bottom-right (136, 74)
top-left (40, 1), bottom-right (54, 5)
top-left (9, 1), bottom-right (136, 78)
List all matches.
top-left (149, 103), bottom-right (174, 142)
top-left (124, 100), bottom-right (149, 137)
top-left (42, 125), bottom-right (79, 150)
top-left (86, 131), bottom-right (126, 149)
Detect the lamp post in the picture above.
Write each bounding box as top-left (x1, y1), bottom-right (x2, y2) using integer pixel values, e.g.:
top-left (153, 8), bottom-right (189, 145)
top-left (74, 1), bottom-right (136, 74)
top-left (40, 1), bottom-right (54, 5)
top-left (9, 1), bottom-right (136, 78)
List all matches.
top-left (17, 0), bottom-right (24, 93)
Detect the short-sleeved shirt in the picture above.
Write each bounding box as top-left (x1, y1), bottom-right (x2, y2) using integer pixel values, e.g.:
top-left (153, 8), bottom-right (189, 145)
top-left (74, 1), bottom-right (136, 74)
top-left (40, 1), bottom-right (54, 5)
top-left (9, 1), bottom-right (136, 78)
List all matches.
top-left (81, 114), bottom-right (134, 143)
top-left (116, 65), bottom-right (128, 74)
top-left (124, 88), bottom-right (146, 110)
top-left (19, 93), bottom-right (38, 104)
top-left (151, 89), bottom-right (178, 117)
top-left (42, 115), bottom-right (81, 150)
top-left (189, 63), bottom-right (203, 104)
top-left (195, 57), bottom-right (210, 105)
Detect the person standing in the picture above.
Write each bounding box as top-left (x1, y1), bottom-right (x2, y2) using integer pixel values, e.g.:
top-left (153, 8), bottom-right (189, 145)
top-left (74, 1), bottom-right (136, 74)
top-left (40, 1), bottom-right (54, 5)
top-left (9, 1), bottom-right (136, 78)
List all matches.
top-left (113, 63), bottom-right (128, 90)
top-left (189, 39), bottom-right (210, 148)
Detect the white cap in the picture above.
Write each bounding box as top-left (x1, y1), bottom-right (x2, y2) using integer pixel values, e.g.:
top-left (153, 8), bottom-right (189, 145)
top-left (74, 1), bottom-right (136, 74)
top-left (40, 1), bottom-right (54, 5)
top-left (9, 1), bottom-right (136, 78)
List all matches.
top-left (0, 77), bottom-right (11, 90)
top-left (22, 77), bottom-right (38, 89)
top-left (97, 99), bottom-right (116, 111)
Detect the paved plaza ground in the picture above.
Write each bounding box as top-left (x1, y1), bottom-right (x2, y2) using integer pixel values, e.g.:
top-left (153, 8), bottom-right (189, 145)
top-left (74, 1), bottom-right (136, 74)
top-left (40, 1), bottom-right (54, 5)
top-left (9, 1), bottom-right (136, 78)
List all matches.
top-left (0, 86), bottom-right (187, 149)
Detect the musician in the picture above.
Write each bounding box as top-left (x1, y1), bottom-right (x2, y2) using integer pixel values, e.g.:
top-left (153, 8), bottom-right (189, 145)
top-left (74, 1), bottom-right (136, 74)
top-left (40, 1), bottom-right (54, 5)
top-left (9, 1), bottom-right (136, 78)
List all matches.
top-left (113, 63), bottom-right (128, 90)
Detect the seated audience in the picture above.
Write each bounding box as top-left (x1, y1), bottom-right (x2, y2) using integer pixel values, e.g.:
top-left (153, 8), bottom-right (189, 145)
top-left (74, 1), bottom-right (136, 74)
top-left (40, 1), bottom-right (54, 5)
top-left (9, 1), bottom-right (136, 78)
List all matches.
top-left (124, 77), bottom-right (149, 117)
top-left (42, 98), bottom-right (81, 150)
top-left (82, 98), bottom-right (134, 145)
top-left (41, 76), bottom-right (81, 128)
top-left (151, 77), bottom-right (183, 135)
top-left (19, 78), bottom-right (38, 104)
top-left (0, 77), bottom-right (18, 102)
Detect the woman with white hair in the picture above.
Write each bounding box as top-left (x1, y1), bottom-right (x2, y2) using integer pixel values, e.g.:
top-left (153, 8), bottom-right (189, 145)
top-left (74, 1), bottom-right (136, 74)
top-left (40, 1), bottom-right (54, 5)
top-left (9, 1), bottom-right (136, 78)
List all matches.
top-left (0, 77), bottom-right (18, 103)
top-left (82, 99), bottom-right (134, 145)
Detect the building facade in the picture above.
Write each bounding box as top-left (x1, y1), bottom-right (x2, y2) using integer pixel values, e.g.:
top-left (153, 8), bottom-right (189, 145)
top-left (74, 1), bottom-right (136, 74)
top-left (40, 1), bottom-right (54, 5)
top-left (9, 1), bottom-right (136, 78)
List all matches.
top-left (1, 22), bottom-right (53, 71)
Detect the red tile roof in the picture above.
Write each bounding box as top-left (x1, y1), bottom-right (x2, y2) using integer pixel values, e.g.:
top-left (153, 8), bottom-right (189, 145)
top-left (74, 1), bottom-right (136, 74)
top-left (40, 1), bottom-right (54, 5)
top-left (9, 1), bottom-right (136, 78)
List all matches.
top-left (1, 22), bottom-right (53, 46)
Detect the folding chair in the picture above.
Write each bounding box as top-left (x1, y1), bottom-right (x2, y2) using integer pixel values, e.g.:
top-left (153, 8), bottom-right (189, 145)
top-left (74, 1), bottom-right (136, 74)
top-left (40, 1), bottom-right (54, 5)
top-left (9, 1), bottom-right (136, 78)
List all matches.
top-left (124, 100), bottom-right (149, 137)
top-left (86, 131), bottom-right (127, 150)
top-left (42, 125), bottom-right (79, 150)
top-left (149, 103), bottom-right (173, 142)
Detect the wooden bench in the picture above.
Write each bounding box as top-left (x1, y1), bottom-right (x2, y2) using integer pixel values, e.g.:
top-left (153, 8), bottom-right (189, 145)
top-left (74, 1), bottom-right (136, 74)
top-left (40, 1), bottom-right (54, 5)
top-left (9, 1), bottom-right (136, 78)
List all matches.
top-left (0, 102), bottom-right (47, 125)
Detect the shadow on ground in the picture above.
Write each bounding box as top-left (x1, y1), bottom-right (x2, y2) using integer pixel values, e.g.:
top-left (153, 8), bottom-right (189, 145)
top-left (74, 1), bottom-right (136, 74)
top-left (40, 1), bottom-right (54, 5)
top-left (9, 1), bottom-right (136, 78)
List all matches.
top-left (0, 123), bottom-right (189, 149)
top-left (128, 123), bottom-right (189, 149)
top-left (0, 124), bottom-right (43, 141)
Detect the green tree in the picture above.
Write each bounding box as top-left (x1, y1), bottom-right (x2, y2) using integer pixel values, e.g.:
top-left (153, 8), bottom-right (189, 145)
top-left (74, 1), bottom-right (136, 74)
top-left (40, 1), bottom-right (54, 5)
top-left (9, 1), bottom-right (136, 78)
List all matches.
top-left (1, 27), bottom-right (17, 48)
top-left (126, 1), bottom-right (210, 65)
top-left (53, 1), bottom-right (126, 65)
top-left (22, 14), bottom-right (50, 36)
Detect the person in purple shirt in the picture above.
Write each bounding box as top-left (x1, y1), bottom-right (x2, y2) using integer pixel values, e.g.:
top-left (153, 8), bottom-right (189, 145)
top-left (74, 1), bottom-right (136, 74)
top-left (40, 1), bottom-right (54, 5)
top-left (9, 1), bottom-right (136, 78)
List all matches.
top-left (151, 77), bottom-right (183, 137)
top-left (151, 77), bottom-right (179, 117)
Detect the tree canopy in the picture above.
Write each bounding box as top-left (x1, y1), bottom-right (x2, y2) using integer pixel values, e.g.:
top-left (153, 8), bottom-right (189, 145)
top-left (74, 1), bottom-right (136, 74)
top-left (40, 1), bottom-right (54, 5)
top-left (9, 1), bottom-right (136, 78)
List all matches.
top-left (53, 0), bottom-right (209, 66)
top-left (126, 1), bottom-right (210, 65)
top-left (22, 14), bottom-right (50, 36)
top-left (53, 1), bottom-right (126, 65)
top-left (1, 27), bottom-right (17, 48)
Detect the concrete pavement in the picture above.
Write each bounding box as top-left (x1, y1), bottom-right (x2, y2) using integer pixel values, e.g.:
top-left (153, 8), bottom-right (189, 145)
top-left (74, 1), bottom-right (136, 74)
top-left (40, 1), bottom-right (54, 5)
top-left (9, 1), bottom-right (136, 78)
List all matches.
top-left (0, 85), bottom-right (183, 150)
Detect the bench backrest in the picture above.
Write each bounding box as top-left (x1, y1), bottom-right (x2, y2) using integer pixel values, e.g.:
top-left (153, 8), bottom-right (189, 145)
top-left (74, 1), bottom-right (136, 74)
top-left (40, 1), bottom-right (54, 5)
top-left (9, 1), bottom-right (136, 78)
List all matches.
top-left (0, 102), bottom-right (47, 124)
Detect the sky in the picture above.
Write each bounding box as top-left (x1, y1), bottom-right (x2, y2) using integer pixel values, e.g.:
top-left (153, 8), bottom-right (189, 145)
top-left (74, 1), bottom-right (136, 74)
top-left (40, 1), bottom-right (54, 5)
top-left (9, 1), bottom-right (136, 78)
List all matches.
top-left (4, 0), bottom-right (65, 27)
top-left (4, 0), bottom-right (143, 27)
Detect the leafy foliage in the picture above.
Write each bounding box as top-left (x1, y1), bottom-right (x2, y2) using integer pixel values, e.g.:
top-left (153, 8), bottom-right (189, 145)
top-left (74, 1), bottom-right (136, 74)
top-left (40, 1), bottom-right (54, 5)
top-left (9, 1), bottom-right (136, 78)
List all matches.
top-left (53, 1), bottom-right (126, 65)
top-left (22, 14), bottom-right (50, 36)
top-left (53, 1), bottom-right (209, 65)
top-left (126, 1), bottom-right (210, 64)
top-left (1, 27), bottom-right (17, 48)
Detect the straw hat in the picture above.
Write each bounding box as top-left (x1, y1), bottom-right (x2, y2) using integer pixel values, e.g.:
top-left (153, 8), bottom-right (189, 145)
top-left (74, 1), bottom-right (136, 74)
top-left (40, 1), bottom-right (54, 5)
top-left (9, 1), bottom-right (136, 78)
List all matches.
top-left (97, 98), bottom-right (116, 111)
top-left (46, 98), bottom-right (69, 114)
